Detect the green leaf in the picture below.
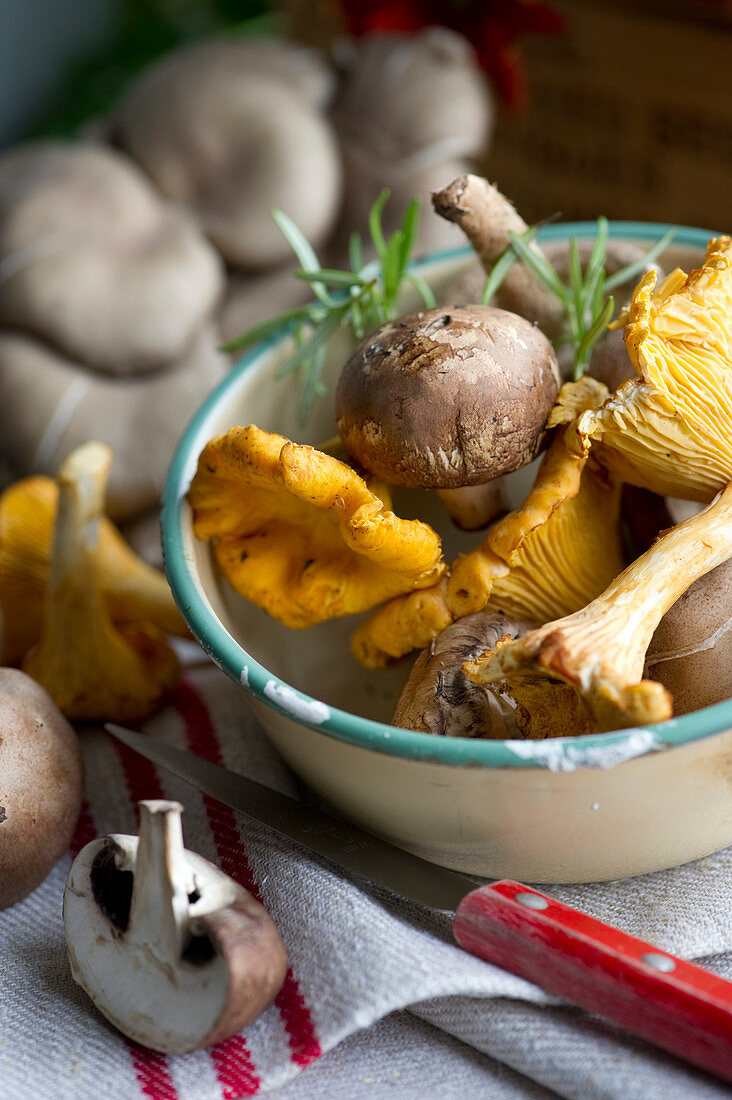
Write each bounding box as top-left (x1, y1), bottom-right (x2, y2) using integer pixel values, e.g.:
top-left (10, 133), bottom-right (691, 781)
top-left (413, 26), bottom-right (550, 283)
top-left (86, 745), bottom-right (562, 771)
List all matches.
top-left (605, 227), bottom-right (678, 292)
top-left (221, 305), bottom-right (312, 353)
top-left (295, 268), bottom-right (365, 288)
top-left (274, 307), bottom-right (347, 381)
top-left (568, 237), bottom-right (583, 306)
top-left (349, 232), bottom-right (363, 275)
top-left (507, 230), bottom-right (570, 304)
top-left (574, 295), bottom-right (615, 378)
top-left (272, 208), bottom-right (332, 306)
top-left (368, 188), bottom-right (390, 260)
top-left (397, 197), bottom-right (421, 275)
top-left (406, 273), bottom-right (437, 309)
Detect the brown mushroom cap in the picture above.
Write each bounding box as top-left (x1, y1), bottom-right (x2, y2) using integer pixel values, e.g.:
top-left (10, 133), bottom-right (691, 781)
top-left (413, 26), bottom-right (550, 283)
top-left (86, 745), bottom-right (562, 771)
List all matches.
top-left (0, 668), bottom-right (83, 908)
top-left (336, 305), bottom-right (561, 488)
top-left (393, 610), bottom-right (536, 737)
top-left (646, 559), bottom-right (732, 715)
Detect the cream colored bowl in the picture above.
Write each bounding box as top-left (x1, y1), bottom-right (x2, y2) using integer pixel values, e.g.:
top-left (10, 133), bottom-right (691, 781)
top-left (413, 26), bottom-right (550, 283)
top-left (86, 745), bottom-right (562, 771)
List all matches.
top-left (162, 224), bottom-right (732, 884)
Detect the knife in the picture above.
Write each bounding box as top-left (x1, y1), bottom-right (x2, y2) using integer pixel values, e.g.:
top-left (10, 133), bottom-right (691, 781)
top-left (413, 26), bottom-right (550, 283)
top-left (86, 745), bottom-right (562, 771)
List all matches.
top-left (106, 722), bottom-right (732, 1082)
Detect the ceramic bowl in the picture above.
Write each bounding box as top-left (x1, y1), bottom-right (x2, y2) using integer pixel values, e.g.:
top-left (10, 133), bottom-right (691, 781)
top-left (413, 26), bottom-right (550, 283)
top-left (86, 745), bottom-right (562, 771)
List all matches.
top-left (162, 222), bottom-right (732, 884)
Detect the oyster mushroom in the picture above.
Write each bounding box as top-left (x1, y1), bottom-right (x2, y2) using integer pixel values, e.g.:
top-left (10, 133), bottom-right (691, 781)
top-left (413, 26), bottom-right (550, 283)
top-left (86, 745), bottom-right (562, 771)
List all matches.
top-left (64, 800), bottom-right (287, 1053)
top-left (0, 142), bottom-right (223, 374)
top-left (23, 443), bottom-right (179, 721)
top-left (431, 175), bottom-right (565, 339)
top-left (189, 425), bottom-right (445, 629)
top-left (464, 482), bottom-right (732, 737)
top-left (106, 39), bottom-right (341, 270)
top-left (570, 236), bottom-right (732, 501)
top-left (393, 611), bottom-right (536, 738)
top-left (352, 379), bottom-right (623, 668)
top-left (335, 304), bottom-right (560, 529)
top-left (0, 470), bottom-right (186, 667)
top-left (330, 29), bottom-right (493, 256)
top-left (0, 326), bottom-right (227, 521)
top-left (0, 668), bottom-right (82, 909)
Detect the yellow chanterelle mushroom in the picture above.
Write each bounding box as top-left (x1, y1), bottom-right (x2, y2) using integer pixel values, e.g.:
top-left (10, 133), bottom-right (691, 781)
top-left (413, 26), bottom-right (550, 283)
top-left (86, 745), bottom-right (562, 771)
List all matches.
top-left (189, 425), bottom-right (445, 629)
top-left (352, 379), bottom-right (624, 668)
top-left (0, 473), bottom-right (186, 666)
top-left (570, 235), bottom-right (732, 501)
top-left (23, 443), bottom-right (179, 721)
top-left (464, 481), bottom-right (732, 738)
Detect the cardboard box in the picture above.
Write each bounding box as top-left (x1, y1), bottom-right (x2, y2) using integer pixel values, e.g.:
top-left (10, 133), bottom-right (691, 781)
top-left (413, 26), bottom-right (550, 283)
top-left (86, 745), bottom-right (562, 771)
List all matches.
top-left (487, 1), bottom-right (732, 231)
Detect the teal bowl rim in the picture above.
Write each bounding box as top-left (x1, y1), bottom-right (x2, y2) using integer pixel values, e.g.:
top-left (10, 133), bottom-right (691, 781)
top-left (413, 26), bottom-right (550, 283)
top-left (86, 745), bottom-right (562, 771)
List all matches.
top-left (162, 220), bottom-right (730, 768)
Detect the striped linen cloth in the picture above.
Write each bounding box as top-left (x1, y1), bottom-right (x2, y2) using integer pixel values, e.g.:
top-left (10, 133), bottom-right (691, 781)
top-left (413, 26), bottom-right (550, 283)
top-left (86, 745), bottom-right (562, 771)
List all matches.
top-left (2, 662), bottom-right (732, 1100)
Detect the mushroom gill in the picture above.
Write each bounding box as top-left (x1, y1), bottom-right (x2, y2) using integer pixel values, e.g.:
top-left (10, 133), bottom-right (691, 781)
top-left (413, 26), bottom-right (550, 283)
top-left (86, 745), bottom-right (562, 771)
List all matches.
top-left (571, 235), bottom-right (732, 501)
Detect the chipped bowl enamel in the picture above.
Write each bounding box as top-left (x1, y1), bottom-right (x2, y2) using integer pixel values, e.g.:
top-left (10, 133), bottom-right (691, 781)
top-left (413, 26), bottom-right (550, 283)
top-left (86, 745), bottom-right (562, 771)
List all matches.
top-left (163, 224), bottom-right (732, 883)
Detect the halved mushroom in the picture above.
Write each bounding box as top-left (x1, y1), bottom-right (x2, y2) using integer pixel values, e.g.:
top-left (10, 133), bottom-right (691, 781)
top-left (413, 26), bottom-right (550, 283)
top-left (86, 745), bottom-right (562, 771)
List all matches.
top-left (0, 142), bottom-right (223, 374)
top-left (23, 443), bottom-right (178, 721)
top-left (570, 236), bottom-right (732, 501)
top-left (64, 800), bottom-right (287, 1053)
top-left (0, 470), bottom-right (186, 667)
top-left (392, 611), bottom-right (536, 738)
top-left (352, 379), bottom-right (623, 668)
top-left (189, 425), bottom-right (445, 629)
top-left (336, 304), bottom-right (560, 529)
top-left (106, 39), bottom-right (341, 270)
top-left (464, 482), bottom-right (732, 737)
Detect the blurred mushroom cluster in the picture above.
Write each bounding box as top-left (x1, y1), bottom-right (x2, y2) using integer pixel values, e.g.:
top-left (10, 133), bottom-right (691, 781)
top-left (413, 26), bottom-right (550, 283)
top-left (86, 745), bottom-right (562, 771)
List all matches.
top-left (0, 29), bottom-right (494, 520)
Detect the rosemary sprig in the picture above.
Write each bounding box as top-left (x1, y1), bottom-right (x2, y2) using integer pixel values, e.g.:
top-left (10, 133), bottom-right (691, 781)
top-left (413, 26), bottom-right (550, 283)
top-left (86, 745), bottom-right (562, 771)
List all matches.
top-left (223, 190), bottom-right (435, 425)
top-left (482, 219), bottom-right (678, 381)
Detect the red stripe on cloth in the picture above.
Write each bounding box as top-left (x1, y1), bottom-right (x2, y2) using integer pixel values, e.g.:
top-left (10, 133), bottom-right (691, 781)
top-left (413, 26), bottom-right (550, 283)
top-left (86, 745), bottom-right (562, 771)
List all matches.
top-left (113, 732), bottom-right (261, 1098)
top-left (68, 791), bottom-right (181, 1100)
top-left (172, 679), bottom-right (322, 1069)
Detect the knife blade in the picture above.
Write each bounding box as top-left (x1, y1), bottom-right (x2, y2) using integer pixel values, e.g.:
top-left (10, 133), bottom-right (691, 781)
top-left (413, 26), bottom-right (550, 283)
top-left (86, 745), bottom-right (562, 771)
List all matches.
top-left (106, 722), bottom-right (732, 1083)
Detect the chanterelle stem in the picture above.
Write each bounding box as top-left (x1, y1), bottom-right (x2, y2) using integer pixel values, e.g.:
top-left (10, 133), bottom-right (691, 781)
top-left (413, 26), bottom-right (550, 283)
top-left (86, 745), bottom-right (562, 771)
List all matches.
top-left (465, 482), bottom-right (732, 735)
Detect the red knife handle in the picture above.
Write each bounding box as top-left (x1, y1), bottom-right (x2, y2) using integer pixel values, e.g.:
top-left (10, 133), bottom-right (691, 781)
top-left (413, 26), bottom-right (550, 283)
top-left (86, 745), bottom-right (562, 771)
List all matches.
top-left (453, 880), bottom-right (732, 1083)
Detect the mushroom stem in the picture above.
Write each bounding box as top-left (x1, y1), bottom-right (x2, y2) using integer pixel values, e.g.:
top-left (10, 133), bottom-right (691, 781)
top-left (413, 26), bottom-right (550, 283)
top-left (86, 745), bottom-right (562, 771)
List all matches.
top-left (431, 175), bottom-right (564, 338)
top-left (465, 481), bottom-right (732, 735)
top-left (437, 482), bottom-right (507, 531)
top-left (23, 443), bottom-right (179, 720)
top-left (127, 801), bottom-right (193, 968)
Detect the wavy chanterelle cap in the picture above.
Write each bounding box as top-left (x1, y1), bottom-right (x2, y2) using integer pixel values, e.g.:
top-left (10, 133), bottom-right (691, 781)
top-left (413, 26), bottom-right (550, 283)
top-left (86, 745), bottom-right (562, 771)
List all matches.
top-left (351, 379), bottom-right (624, 668)
top-left (189, 425), bottom-right (445, 629)
top-left (0, 473), bottom-right (186, 666)
top-left (464, 481), bottom-right (732, 738)
top-left (572, 236), bottom-right (732, 501)
top-left (23, 443), bottom-right (179, 721)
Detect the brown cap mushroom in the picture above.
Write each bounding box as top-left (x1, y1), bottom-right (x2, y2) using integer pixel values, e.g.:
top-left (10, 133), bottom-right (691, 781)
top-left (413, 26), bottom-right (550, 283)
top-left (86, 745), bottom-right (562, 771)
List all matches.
top-left (0, 142), bottom-right (223, 375)
top-left (335, 304), bottom-right (561, 491)
top-left (0, 668), bottom-right (82, 908)
top-left (105, 39), bottom-right (342, 270)
top-left (645, 558), bottom-right (732, 715)
top-left (393, 611), bottom-right (536, 738)
top-left (64, 800), bottom-right (287, 1053)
